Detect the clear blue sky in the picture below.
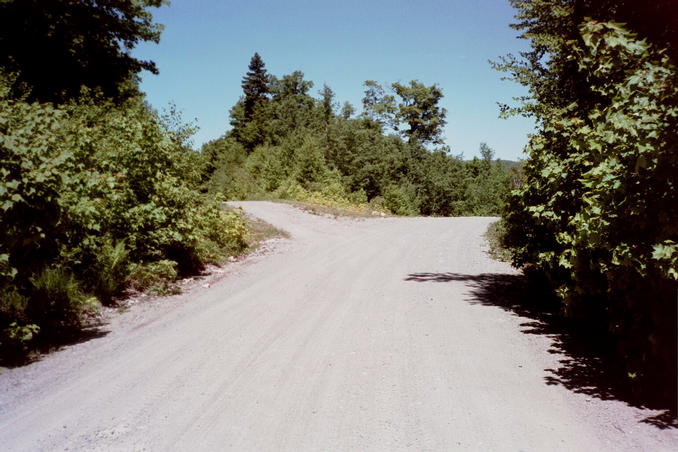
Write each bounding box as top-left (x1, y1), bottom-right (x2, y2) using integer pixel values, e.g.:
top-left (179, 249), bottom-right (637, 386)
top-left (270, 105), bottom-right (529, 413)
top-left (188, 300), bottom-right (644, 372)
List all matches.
top-left (133, 0), bottom-right (534, 161)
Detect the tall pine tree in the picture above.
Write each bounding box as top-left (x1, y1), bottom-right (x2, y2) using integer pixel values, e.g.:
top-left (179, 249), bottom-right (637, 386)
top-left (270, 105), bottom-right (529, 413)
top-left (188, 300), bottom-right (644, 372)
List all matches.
top-left (241, 52), bottom-right (269, 121)
top-left (230, 53), bottom-right (271, 151)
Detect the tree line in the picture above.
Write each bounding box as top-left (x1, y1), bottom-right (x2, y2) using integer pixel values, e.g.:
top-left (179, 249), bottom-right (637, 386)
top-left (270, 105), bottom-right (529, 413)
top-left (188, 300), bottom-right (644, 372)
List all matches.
top-left (204, 53), bottom-right (517, 216)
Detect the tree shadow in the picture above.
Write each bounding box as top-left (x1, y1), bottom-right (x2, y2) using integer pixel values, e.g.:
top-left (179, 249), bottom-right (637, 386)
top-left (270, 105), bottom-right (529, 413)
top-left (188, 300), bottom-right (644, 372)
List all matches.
top-left (0, 325), bottom-right (109, 369)
top-left (405, 272), bottom-right (678, 429)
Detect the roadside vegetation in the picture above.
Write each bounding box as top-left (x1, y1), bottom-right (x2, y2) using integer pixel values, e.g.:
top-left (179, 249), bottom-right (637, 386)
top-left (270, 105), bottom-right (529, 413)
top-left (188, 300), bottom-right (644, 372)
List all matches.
top-left (484, 221), bottom-right (512, 263)
top-left (0, 1), bottom-right (249, 363)
top-left (494, 0), bottom-right (677, 398)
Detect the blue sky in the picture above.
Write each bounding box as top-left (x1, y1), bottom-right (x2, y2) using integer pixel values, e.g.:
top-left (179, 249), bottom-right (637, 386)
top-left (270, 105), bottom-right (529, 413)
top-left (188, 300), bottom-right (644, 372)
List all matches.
top-left (133, 0), bottom-right (535, 161)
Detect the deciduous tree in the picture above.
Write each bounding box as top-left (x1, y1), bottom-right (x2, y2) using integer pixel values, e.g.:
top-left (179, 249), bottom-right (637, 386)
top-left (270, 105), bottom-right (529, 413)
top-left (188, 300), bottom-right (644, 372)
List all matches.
top-left (392, 81), bottom-right (447, 145)
top-left (496, 0), bottom-right (678, 391)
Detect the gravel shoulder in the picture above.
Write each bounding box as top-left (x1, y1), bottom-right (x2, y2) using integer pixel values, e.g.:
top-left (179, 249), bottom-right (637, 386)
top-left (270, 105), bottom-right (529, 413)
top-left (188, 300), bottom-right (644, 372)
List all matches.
top-left (1, 201), bottom-right (676, 451)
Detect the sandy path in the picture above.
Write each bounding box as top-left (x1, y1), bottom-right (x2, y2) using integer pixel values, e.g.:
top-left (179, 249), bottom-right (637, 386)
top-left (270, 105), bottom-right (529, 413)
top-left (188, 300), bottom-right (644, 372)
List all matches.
top-left (0, 201), bottom-right (676, 451)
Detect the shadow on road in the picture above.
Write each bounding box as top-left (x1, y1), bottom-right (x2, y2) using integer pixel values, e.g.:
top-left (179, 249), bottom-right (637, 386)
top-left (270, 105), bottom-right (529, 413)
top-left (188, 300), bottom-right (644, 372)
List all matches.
top-left (405, 272), bottom-right (677, 429)
top-left (0, 327), bottom-right (109, 369)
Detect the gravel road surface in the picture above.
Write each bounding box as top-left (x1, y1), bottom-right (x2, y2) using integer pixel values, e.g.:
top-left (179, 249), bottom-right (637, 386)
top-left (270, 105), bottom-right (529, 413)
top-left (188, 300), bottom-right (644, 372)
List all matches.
top-left (1, 201), bottom-right (676, 451)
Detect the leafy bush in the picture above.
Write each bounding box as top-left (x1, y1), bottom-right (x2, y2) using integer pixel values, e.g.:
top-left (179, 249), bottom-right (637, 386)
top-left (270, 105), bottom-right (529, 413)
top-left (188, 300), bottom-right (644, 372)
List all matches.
top-left (246, 144), bottom-right (286, 192)
top-left (501, 20), bottom-right (678, 383)
top-left (383, 183), bottom-right (419, 216)
top-left (206, 138), bottom-right (262, 199)
top-left (292, 136), bottom-right (328, 187)
top-left (485, 220), bottom-right (512, 262)
top-left (0, 288), bottom-right (35, 360)
top-left (273, 178), bottom-right (310, 201)
top-left (194, 207), bottom-right (249, 262)
top-left (0, 74), bottom-right (251, 360)
top-left (90, 239), bottom-right (130, 302)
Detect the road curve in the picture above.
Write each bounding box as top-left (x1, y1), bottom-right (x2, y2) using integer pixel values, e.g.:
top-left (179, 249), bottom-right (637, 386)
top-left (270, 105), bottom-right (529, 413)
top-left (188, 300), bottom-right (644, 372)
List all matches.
top-left (0, 201), bottom-right (676, 451)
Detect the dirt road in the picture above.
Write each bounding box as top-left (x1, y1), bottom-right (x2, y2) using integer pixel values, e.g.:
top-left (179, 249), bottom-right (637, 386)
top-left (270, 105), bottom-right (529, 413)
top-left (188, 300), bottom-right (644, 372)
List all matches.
top-left (1, 201), bottom-right (676, 451)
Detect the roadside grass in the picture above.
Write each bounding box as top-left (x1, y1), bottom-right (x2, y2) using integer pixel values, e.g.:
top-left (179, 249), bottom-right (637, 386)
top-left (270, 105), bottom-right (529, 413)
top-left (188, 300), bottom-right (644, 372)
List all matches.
top-left (251, 180), bottom-right (392, 218)
top-left (485, 220), bottom-right (512, 262)
top-left (281, 199), bottom-right (389, 219)
top-left (233, 190), bottom-right (391, 219)
top-left (235, 206), bottom-right (290, 251)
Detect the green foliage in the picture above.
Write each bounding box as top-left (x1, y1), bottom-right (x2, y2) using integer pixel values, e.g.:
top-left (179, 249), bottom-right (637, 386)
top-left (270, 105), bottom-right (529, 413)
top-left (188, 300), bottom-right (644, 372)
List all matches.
top-left (392, 80), bottom-right (447, 145)
top-left (273, 178), bottom-right (310, 201)
top-left (362, 80), bottom-right (397, 129)
top-left (360, 79), bottom-right (447, 144)
top-left (0, 287), bottom-right (34, 358)
top-left (241, 53), bottom-right (270, 120)
top-left (414, 149), bottom-right (465, 216)
top-left (233, 53), bottom-right (271, 151)
top-left (28, 266), bottom-right (99, 336)
top-left (0, 73), bottom-right (249, 360)
top-left (462, 146), bottom-right (513, 216)
top-left (209, 55), bottom-right (514, 218)
top-left (218, 210), bottom-right (249, 254)
top-left (246, 144), bottom-right (286, 192)
top-left (205, 138), bottom-right (262, 198)
top-left (341, 101), bottom-right (355, 120)
top-left (498, 1), bottom-right (678, 387)
top-left (0, 0), bottom-right (165, 103)
top-left (5, 322), bottom-right (39, 345)
top-left (485, 220), bottom-right (512, 262)
top-left (383, 183), bottom-right (419, 216)
top-left (1, 321), bottom-right (39, 363)
top-left (292, 136), bottom-right (328, 187)
top-left (128, 259), bottom-right (179, 296)
top-left (90, 239), bottom-right (130, 303)
top-left (0, 0), bottom-right (253, 363)
top-left (320, 84), bottom-right (336, 125)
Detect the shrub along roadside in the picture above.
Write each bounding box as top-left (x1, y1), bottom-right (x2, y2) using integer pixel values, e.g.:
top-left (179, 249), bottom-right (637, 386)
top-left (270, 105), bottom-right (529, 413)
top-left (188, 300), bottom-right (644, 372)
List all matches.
top-left (498, 17), bottom-right (678, 396)
top-left (0, 75), bottom-right (248, 364)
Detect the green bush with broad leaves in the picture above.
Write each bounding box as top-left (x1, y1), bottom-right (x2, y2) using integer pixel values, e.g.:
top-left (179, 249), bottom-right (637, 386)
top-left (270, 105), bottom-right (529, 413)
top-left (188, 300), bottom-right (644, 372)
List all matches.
top-left (501, 21), bottom-right (678, 382)
top-left (0, 75), bottom-right (248, 361)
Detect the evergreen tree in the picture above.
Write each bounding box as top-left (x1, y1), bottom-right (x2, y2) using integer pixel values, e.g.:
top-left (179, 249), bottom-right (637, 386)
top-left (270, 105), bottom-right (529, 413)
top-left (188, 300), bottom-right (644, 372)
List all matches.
top-left (216, 68), bottom-right (514, 221)
top-left (241, 52), bottom-right (270, 121)
top-left (232, 53), bottom-right (271, 151)
top-left (320, 84), bottom-right (335, 126)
